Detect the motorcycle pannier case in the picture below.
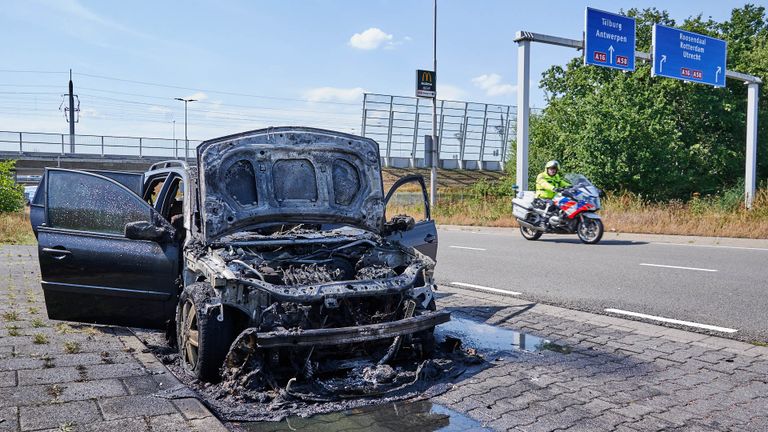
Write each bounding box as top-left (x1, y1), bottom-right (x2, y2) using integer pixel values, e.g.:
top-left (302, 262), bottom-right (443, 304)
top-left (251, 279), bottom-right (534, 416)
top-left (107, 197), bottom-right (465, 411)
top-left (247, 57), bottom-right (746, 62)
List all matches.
top-left (512, 191), bottom-right (535, 219)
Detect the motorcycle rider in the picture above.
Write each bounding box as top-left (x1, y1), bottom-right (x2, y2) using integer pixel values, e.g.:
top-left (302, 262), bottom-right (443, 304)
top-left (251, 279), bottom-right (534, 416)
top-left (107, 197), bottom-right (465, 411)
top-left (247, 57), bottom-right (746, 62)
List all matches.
top-left (534, 161), bottom-right (571, 220)
top-left (535, 160), bottom-right (571, 200)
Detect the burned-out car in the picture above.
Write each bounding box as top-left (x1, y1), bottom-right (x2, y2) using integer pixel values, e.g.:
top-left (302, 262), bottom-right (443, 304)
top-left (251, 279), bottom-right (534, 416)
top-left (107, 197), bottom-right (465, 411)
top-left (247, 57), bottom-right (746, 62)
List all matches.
top-left (30, 127), bottom-right (448, 382)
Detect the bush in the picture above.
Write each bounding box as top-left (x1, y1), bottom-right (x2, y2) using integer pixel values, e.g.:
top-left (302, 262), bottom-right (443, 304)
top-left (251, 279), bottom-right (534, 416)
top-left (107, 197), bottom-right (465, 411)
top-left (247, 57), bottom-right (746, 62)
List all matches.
top-left (468, 178), bottom-right (516, 198)
top-left (0, 161), bottom-right (24, 213)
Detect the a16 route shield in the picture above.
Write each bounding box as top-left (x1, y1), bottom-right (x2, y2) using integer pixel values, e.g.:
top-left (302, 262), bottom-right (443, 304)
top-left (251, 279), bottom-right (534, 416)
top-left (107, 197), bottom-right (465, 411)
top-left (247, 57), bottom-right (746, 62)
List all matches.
top-left (652, 24), bottom-right (727, 87)
top-left (584, 8), bottom-right (636, 71)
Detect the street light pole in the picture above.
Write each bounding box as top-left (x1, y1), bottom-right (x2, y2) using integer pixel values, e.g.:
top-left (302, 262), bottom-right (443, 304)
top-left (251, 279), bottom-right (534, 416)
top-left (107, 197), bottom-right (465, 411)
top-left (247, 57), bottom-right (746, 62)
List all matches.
top-left (174, 97), bottom-right (197, 162)
top-left (430, 0), bottom-right (438, 208)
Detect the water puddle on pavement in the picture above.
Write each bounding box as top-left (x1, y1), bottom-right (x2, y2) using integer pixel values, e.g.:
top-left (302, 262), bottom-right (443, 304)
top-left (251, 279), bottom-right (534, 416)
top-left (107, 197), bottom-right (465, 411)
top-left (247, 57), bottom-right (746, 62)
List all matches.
top-left (223, 317), bottom-right (557, 430)
top-left (436, 316), bottom-right (550, 354)
top-left (233, 399), bottom-right (490, 431)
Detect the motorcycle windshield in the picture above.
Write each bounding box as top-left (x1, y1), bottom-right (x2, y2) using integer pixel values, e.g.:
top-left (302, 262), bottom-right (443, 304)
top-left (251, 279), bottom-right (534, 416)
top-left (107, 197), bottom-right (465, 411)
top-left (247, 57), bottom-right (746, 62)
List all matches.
top-left (565, 174), bottom-right (593, 188)
top-left (565, 173), bottom-right (601, 209)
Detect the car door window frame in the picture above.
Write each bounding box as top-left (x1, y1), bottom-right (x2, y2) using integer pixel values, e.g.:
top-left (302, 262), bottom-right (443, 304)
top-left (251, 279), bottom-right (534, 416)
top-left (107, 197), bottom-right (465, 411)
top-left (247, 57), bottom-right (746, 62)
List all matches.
top-left (144, 173), bottom-right (170, 209)
top-left (149, 170), bottom-right (192, 239)
top-left (383, 174), bottom-right (431, 222)
top-left (159, 174), bottom-right (185, 220)
top-left (42, 168), bottom-right (171, 239)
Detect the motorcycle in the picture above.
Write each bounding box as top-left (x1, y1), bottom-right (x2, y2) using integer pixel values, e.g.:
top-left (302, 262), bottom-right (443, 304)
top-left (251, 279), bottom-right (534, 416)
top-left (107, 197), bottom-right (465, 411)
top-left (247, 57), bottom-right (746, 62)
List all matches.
top-left (512, 174), bottom-right (604, 244)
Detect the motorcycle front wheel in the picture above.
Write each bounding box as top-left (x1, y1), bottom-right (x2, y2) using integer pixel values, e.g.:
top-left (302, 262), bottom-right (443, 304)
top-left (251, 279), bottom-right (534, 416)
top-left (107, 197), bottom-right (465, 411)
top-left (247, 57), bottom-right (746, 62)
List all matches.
top-left (577, 217), bottom-right (603, 244)
top-left (520, 224), bottom-right (542, 241)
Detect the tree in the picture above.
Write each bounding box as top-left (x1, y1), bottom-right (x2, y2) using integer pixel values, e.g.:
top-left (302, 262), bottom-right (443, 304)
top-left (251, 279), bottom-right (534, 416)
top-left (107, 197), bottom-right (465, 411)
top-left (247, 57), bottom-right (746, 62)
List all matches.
top-left (0, 160), bottom-right (24, 213)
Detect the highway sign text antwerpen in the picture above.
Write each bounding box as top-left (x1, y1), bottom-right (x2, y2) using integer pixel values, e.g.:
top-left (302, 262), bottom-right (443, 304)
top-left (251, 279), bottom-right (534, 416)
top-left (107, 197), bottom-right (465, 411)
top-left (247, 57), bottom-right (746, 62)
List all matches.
top-left (584, 8), bottom-right (636, 72)
top-left (652, 24), bottom-right (727, 87)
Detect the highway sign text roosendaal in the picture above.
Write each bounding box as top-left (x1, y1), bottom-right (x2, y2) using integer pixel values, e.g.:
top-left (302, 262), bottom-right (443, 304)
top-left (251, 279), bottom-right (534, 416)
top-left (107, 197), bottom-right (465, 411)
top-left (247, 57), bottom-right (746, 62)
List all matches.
top-left (652, 24), bottom-right (727, 87)
top-left (584, 8), bottom-right (636, 72)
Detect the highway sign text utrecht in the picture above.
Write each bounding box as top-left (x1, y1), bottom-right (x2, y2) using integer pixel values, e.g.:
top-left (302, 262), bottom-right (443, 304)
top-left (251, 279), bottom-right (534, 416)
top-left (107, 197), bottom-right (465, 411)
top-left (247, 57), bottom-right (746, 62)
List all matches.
top-left (584, 8), bottom-right (636, 71)
top-left (652, 24), bottom-right (727, 87)
top-left (416, 69), bottom-right (436, 98)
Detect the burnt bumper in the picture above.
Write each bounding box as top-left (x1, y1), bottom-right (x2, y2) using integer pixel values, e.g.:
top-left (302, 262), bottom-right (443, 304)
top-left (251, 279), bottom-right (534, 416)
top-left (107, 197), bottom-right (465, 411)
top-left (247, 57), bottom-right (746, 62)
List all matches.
top-left (253, 310), bottom-right (451, 348)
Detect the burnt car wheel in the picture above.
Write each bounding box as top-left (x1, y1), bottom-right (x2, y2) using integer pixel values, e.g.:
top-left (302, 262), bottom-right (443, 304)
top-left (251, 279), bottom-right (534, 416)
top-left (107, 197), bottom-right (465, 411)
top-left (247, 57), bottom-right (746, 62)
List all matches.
top-left (413, 299), bottom-right (437, 358)
top-left (176, 283), bottom-right (235, 382)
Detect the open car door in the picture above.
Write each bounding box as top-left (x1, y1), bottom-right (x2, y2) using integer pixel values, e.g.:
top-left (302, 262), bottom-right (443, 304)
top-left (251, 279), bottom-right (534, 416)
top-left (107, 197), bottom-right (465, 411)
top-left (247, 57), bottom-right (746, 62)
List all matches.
top-left (383, 174), bottom-right (438, 260)
top-left (35, 169), bottom-right (180, 329)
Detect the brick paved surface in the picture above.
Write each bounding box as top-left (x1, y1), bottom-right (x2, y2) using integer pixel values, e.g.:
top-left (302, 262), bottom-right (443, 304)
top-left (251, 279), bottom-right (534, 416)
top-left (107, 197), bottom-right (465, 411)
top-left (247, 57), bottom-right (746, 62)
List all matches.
top-left (3, 245), bottom-right (768, 431)
top-left (0, 246), bottom-right (227, 432)
top-left (433, 285), bottom-right (768, 431)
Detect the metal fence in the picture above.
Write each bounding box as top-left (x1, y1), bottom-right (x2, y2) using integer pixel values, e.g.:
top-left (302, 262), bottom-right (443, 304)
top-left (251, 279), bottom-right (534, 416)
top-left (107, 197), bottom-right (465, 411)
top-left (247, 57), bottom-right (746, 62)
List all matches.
top-left (361, 93), bottom-right (517, 171)
top-left (0, 131), bottom-right (202, 160)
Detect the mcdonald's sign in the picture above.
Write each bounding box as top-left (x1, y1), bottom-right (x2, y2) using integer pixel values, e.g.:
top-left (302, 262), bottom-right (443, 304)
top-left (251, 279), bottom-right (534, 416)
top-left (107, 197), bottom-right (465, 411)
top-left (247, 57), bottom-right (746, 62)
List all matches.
top-left (416, 69), bottom-right (436, 98)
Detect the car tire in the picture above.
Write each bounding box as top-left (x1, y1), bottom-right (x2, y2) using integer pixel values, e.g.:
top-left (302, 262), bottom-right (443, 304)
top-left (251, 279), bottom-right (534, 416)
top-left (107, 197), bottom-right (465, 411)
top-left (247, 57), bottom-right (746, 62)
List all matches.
top-left (176, 283), bottom-right (235, 382)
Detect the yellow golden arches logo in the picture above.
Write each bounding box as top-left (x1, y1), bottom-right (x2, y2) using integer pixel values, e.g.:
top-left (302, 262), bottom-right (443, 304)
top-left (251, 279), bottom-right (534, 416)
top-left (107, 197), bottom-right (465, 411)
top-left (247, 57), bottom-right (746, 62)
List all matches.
top-left (421, 71), bottom-right (433, 83)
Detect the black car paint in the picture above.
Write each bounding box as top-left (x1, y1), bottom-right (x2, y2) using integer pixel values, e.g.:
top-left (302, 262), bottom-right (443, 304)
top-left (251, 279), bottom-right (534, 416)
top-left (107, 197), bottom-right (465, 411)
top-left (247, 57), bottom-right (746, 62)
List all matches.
top-left (38, 230), bottom-right (180, 328)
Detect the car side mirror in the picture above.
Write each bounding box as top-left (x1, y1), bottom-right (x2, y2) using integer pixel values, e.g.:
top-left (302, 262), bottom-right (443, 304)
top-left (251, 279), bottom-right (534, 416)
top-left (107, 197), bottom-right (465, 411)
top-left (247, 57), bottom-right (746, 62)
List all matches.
top-left (124, 221), bottom-right (170, 242)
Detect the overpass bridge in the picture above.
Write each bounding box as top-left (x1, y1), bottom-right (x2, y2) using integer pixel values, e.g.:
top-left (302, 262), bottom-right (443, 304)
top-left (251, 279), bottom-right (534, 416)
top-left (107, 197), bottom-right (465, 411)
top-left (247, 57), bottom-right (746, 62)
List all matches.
top-left (1, 129), bottom-right (508, 180)
top-left (0, 131), bottom-right (200, 179)
top-left (1, 130), bottom-right (507, 187)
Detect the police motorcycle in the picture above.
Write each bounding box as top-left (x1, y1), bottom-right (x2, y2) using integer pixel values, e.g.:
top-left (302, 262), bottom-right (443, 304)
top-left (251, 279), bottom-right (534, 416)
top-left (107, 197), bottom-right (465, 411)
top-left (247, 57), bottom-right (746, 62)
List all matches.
top-left (512, 174), bottom-right (604, 244)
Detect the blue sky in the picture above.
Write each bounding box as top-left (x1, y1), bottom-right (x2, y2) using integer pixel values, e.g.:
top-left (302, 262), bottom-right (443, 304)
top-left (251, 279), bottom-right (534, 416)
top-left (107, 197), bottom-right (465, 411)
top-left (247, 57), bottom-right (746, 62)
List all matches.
top-left (1, 0), bottom-right (753, 140)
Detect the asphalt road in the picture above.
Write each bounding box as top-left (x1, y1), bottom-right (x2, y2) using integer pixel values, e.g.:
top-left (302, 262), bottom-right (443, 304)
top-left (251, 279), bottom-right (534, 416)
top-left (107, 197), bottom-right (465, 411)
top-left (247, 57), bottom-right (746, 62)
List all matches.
top-left (434, 226), bottom-right (768, 343)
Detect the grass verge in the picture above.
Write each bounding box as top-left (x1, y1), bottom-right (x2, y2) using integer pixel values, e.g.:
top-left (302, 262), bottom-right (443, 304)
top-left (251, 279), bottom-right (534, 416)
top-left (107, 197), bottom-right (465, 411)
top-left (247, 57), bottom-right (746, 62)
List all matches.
top-left (0, 209), bottom-right (35, 245)
top-left (390, 187), bottom-right (768, 239)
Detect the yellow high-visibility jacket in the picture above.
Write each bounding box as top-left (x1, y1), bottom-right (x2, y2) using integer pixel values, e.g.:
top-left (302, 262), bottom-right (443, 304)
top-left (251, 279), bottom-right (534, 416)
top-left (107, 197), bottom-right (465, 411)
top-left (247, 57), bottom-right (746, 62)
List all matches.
top-left (535, 172), bottom-right (571, 199)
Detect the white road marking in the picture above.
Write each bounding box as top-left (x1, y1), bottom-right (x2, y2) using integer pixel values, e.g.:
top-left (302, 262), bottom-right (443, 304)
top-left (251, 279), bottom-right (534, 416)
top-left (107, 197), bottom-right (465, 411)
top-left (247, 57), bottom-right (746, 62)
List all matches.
top-left (639, 263), bottom-right (718, 272)
top-left (450, 282), bottom-right (521, 296)
top-left (655, 242), bottom-right (768, 252)
top-left (604, 308), bottom-right (738, 333)
top-left (449, 245), bottom-right (487, 251)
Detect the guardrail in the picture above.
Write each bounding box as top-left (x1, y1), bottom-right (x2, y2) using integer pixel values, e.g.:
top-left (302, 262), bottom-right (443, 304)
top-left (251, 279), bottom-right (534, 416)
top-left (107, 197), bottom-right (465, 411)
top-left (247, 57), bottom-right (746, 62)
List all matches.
top-left (0, 131), bottom-right (202, 160)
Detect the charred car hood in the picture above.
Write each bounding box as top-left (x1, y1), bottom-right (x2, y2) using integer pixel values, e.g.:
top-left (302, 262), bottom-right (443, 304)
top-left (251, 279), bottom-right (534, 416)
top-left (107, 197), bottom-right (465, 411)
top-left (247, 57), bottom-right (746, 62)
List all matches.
top-left (197, 127), bottom-right (385, 242)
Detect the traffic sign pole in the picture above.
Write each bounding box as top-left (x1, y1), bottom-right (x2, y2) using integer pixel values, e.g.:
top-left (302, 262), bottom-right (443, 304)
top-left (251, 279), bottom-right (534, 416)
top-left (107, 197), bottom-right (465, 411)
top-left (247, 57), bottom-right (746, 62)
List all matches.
top-left (431, 0), bottom-right (437, 208)
top-left (515, 38), bottom-right (530, 192)
top-left (746, 83), bottom-right (759, 208)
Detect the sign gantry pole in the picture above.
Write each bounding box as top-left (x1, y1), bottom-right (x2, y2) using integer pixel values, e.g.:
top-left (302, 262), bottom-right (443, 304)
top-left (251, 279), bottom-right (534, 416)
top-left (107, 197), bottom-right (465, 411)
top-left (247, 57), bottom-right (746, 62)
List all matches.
top-left (515, 39), bottom-right (530, 192)
top-left (746, 83), bottom-right (759, 208)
